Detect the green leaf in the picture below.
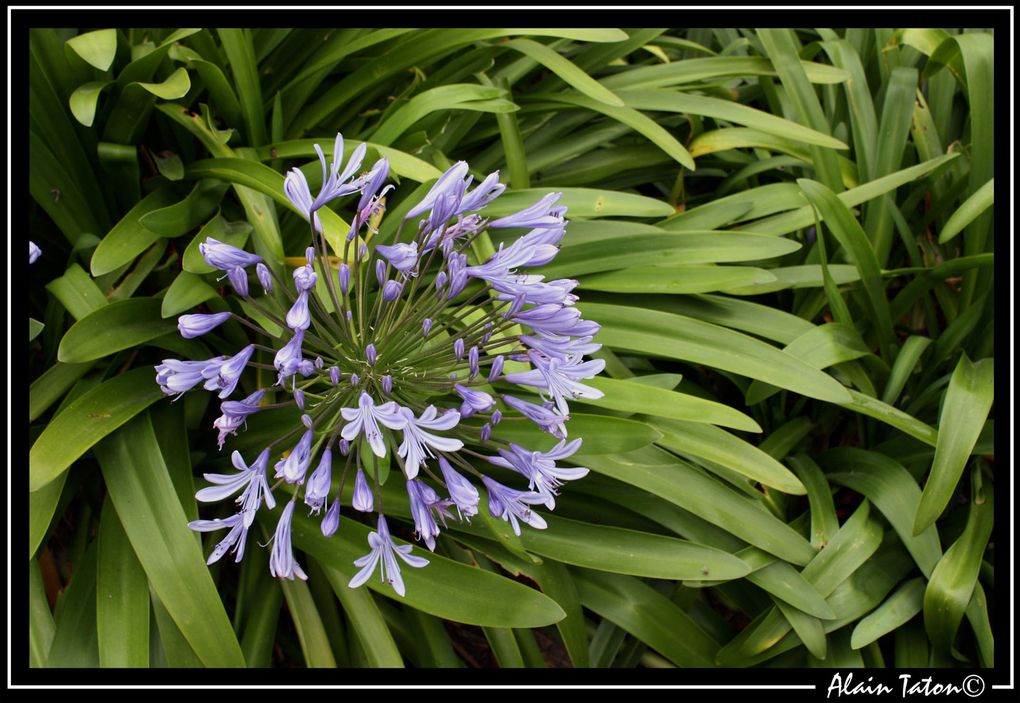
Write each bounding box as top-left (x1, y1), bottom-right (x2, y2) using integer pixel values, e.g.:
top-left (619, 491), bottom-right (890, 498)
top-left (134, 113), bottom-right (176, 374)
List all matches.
top-left (29, 318), bottom-right (45, 341)
top-left (97, 500), bottom-right (150, 667)
top-left (217, 28), bottom-right (266, 145)
top-left (924, 468), bottom-right (993, 653)
top-left (798, 178), bottom-right (896, 358)
top-left (279, 578), bottom-right (337, 668)
top-left (136, 66), bottom-right (192, 99)
top-left (371, 84), bottom-right (518, 146)
top-left (90, 187), bottom-right (180, 276)
top-left (30, 367), bottom-right (165, 491)
top-left (69, 80), bottom-right (112, 127)
top-left (654, 419), bottom-right (805, 495)
top-left (540, 231), bottom-right (800, 278)
top-left (320, 566), bottom-right (404, 667)
top-left (57, 298), bottom-right (178, 363)
top-left (504, 38), bottom-right (624, 106)
top-left (574, 568), bottom-right (720, 667)
top-left (94, 413), bottom-right (246, 667)
top-left (46, 544), bottom-right (99, 667)
top-left (485, 187), bottom-right (674, 219)
top-left (840, 389), bottom-right (938, 446)
top-left (822, 448), bottom-right (943, 577)
top-left (29, 473), bottom-right (68, 559)
top-left (29, 558), bottom-right (55, 667)
top-left (66, 28), bottom-right (118, 70)
top-left (472, 513), bottom-right (752, 581)
top-left (491, 413), bottom-right (661, 455)
top-left (915, 355), bottom-right (994, 534)
top-left (582, 264), bottom-right (777, 295)
top-left (851, 578), bottom-right (925, 649)
top-left (581, 448), bottom-right (816, 565)
top-left (138, 179), bottom-right (229, 237)
top-left (575, 375), bottom-right (760, 432)
top-left (522, 92), bottom-right (695, 169)
top-left (284, 508), bottom-right (566, 628)
top-left (939, 177), bottom-right (994, 244)
top-left (160, 271), bottom-right (218, 318)
top-left (46, 263), bottom-right (109, 321)
top-left (578, 302), bottom-right (851, 404)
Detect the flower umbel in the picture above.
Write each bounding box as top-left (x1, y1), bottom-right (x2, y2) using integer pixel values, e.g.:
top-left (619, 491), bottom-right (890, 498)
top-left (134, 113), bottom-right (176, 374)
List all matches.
top-left (161, 132), bottom-right (601, 595)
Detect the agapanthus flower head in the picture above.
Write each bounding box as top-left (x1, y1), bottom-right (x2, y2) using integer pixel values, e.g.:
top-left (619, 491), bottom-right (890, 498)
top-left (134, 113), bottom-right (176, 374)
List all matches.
top-left (162, 131), bottom-right (601, 594)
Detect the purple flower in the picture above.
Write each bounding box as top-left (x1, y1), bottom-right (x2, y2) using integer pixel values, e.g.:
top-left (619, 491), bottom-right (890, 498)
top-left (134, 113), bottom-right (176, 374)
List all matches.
top-left (294, 388), bottom-right (306, 410)
top-left (321, 501), bottom-right (341, 537)
top-left (520, 334), bottom-right (600, 362)
top-left (490, 439), bottom-right (588, 508)
top-left (329, 366), bottom-right (340, 385)
top-left (502, 394), bottom-right (569, 439)
top-left (29, 241), bottom-right (41, 264)
top-left (275, 428), bottom-right (314, 484)
top-left (438, 457), bottom-right (479, 519)
top-left (504, 353), bottom-right (605, 415)
top-left (490, 192), bottom-right (565, 230)
top-left (381, 374), bottom-right (393, 395)
top-left (394, 406), bottom-right (463, 479)
top-left (155, 358), bottom-right (224, 398)
top-left (376, 241), bottom-right (419, 275)
top-left (489, 355), bottom-right (505, 381)
top-left (202, 344), bottom-right (255, 399)
top-left (189, 513), bottom-right (250, 565)
top-left (284, 134), bottom-right (367, 233)
top-left (405, 161), bottom-right (470, 220)
top-left (459, 171), bottom-right (505, 213)
top-left (381, 279), bottom-right (403, 302)
top-left (340, 392), bottom-right (403, 457)
top-left (256, 263), bottom-right (273, 293)
top-left (482, 476), bottom-right (548, 536)
top-left (269, 502), bottom-right (308, 581)
top-left (468, 346), bottom-right (479, 379)
top-left (200, 237), bottom-right (262, 271)
top-left (375, 259), bottom-right (387, 286)
top-left (422, 318), bottom-right (433, 336)
top-left (352, 469), bottom-right (374, 512)
top-left (213, 389), bottom-right (265, 449)
top-left (196, 448), bottom-right (275, 527)
top-left (348, 515), bottom-right (429, 597)
top-left (293, 265), bottom-right (318, 292)
top-left (354, 158), bottom-right (392, 229)
top-left (274, 329), bottom-right (305, 384)
top-left (454, 384), bottom-right (495, 418)
top-left (366, 344), bottom-right (377, 366)
top-left (304, 448), bottom-right (333, 513)
top-left (453, 338), bottom-right (465, 360)
top-left (286, 291), bottom-right (311, 330)
top-left (338, 263), bottom-right (351, 294)
top-left (227, 266), bottom-right (250, 297)
top-left (406, 479), bottom-right (455, 551)
top-left (513, 304), bottom-right (600, 338)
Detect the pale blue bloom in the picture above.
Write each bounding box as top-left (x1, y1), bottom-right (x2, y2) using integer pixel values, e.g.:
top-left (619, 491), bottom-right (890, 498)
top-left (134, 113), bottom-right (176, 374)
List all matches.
top-left (438, 457), bottom-right (479, 519)
top-left (394, 406), bottom-right (463, 479)
top-left (490, 439), bottom-right (588, 508)
top-left (275, 428), bottom-right (314, 484)
top-left (286, 291), bottom-right (311, 330)
top-left (29, 241), bottom-right (41, 264)
top-left (189, 513), bottom-right (249, 564)
top-left (213, 389), bottom-right (265, 449)
top-left (202, 344), bottom-right (255, 399)
top-left (352, 469), bottom-right (374, 512)
top-left (502, 394), bottom-right (569, 439)
top-left (348, 516), bottom-right (429, 597)
top-left (179, 312), bottom-right (231, 339)
top-left (376, 241), bottom-right (419, 274)
top-left (340, 392), bottom-right (403, 457)
top-left (256, 263), bottom-right (273, 293)
top-left (482, 476), bottom-right (549, 536)
top-left (406, 479), bottom-right (455, 551)
top-left (200, 237), bottom-right (262, 270)
top-left (454, 384), bottom-right (495, 417)
top-left (304, 448), bottom-right (333, 513)
top-left (504, 352), bottom-right (605, 414)
top-left (269, 501), bottom-right (307, 580)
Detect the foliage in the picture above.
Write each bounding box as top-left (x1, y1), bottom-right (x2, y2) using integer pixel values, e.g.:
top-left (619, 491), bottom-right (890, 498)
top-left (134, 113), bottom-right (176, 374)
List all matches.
top-left (28, 27), bottom-right (995, 669)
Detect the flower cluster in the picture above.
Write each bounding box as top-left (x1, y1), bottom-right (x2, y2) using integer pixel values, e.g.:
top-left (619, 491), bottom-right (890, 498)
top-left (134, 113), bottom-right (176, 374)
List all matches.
top-left (157, 133), bottom-right (603, 596)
